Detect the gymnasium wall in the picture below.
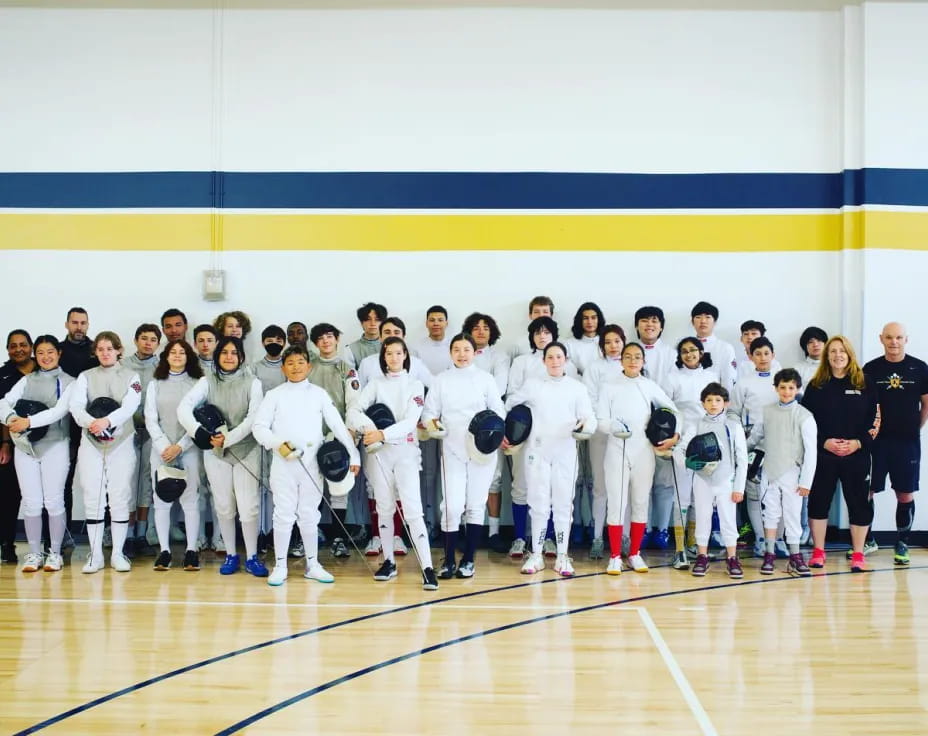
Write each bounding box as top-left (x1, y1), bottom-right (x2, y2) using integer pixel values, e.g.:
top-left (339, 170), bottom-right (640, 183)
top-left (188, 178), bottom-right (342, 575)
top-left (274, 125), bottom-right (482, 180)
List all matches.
top-left (1, 0), bottom-right (926, 529)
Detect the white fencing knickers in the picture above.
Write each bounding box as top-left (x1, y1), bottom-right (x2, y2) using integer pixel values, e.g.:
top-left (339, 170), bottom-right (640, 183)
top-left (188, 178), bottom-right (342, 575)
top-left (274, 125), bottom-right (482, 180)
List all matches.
top-left (203, 445), bottom-right (260, 558)
top-left (15, 441), bottom-right (69, 519)
top-left (367, 443), bottom-right (431, 567)
top-left (760, 467), bottom-right (803, 544)
top-left (151, 447), bottom-right (201, 552)
top-left (692, 472), bottom-right (738, 548)
top-left (604, 438), bottom-right (655, 525)
top-left (79, 437), bottom-right (137, 521)
top-left (524, 438), bottom-right (578, 556)
top-left (270, 455), bottom-right (324, 564)
top-left (439, 441), bottom-right (496, 532)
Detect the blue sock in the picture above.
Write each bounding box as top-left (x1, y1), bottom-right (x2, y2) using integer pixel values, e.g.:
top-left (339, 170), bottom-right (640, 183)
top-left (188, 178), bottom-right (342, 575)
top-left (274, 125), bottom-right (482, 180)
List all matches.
top-left (444, 531), bottom-right (458, 564)
top-left (512, 504), bottom-right (528, 541)
top-left (463, 524), bottom-right (482, 564)
top-left (546, 514), bottom-right (555, 540)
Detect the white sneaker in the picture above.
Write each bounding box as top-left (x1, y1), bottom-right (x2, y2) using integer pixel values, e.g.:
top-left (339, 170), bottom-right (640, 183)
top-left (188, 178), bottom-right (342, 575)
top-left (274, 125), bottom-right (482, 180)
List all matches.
top-left (628, 553), bottom-right (649, 573)
top-left (364, 536), bottom-right (382, 557)
top-left (554, 554), bottom-right (574, 577)
top-left (268, 565), bottom-right (288, 587)
top-left (393, 535), bottom-right (408, 556)
top-left (520, 552), bottom-right (545, 575)
top-left (82, 554), bottom-right (104, 574)
top-left (110, 553), bottom-right (132, 572)
top-left (21, 552), bottom-right (44, 572)
top-left (44, 552), bottom-right (63, 572)
top-left (606, 555), bottom-right (623, 575)
top-left (509, 538), bottom-right (527, 559)
top-left (304, 558), bottom-right (334, 583)
top-left (543, 538), bottom-right (557, 558)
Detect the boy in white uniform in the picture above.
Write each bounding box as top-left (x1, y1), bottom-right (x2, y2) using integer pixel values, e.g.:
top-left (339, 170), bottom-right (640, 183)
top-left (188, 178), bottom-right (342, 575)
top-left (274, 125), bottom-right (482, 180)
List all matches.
top-left (192, 324), bottom-right (223, 552)
top-left (736, 320), bottom-right (782, 381)
top-left (690, 301), bottom-right (737, 392)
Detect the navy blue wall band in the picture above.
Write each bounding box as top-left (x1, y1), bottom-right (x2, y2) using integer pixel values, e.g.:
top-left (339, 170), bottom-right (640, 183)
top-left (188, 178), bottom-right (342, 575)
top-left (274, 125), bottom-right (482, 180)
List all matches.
top-left (0, 168), bottom-right (924, 210)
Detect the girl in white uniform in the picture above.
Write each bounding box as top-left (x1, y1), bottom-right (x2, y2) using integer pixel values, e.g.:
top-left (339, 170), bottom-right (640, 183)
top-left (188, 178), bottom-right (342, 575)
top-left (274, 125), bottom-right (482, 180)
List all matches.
top-left (596, 342), bottom-right (680, 575)
top-left (69, 331), bottom-right (142, 574)
top-left (0, 335), bottom-right (75, 572)
top-left (581, 324), bottom-right (625, 559)
top-left (145, 339), bottom-right (203, 571)
top-left (421, 333), bottom-right (505, 579)
top-left (347, 337), bottom-right (436, 588)
top-left (505, 342), bottom-right (596, 577)
top-left (178, 336), bottom-right (267, 578)
top-left (252, 345), bottom-right (360, 586)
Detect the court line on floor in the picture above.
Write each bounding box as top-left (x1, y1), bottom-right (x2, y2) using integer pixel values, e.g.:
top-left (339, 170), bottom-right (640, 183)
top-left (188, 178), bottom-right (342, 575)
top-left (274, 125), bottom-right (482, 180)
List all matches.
top-left (638, 608), bottom-right (718, 736)
top-left (10, 568), bottom-right (612, 735)
top-left (214, 564), bottom-right (925, 735)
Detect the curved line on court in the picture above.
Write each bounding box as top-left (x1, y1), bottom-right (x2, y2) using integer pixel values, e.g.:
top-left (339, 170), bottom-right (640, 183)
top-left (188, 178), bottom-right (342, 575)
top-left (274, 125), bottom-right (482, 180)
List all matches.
top-left (215, 564), bottom-right (926, 735)
top-left (12, 566), bottom-right (611, 735)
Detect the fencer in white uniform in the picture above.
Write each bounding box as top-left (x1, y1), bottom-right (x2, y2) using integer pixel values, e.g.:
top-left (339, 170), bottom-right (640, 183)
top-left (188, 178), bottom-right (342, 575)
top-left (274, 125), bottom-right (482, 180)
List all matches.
top-left (69, 331), bottom-right (141, 574)
top-left (596, 342), bottom-right (680, 575)
top-left (252, 345), bottom-right (360, 586)
top-left (505, 342), bottom-right (596, 577)
top-left (347, 337), bottom-right (436, 588)
top-left (0, 335), bottom-right (74, 572)
top-left (635, 306), bottom-right (676, 388)
top-left (421, 333), bottom-right (505, 579)
top-left (690, 301), bottom-right (737, 391)
top-left (563, 302), bottom-right (605, 376)
top-left (178, 336), bottom-right (266, 578)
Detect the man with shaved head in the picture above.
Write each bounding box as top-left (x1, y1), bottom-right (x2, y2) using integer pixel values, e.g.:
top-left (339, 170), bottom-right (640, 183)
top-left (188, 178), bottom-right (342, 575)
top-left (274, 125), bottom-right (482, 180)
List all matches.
top-left (863, 323), bottom-right (928, 565)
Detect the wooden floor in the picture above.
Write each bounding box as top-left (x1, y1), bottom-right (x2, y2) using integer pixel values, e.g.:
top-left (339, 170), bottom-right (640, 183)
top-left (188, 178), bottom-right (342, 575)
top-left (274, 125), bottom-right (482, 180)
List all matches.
top-left (2, 543), bottom-right (927, 735)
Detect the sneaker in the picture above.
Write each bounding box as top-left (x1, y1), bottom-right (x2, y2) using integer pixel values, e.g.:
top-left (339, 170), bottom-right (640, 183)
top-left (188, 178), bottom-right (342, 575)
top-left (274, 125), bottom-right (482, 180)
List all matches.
top-left (554, 554), bottom-right (574, 577)
top-left (691, 554), bottom-right (709, 577)
top-left (456, 560), bottom-right (475, 578)
top-left (21, 552), bottom-right (43, 573)
top-left (154, 550), bottom-right (172, 571)
top-left (543, 538), bottom-right (557, 558)
top-left (894, 541), bottom-right (910, 566)
top-left (640, 529), bottom-right (653, 550)
top-left (197, 535), bottom-right (209, 552)
top-left (726, 556), bottom-right (744, 579)
top-left (438, 559), bottom-right (457, 579)
top-left (245, 555), bottom-right (269, 577)
top-left (170, 524), bottom-right (186, 543)
top-left (219, 554), bottom-right (241, 575)
top-left (43, 552), bottom-right (63, 572)
top-left (111, 553), bottom-right (131, 572)
top-left (606, 555), bottom-right (623, 575)
top-left (589, 537), bottom-right (605, 560)
top-left (374, 559), bottom-right (398, 581)
top-left (809, 548), bottom-right (826, 569)
top-left (331, 538), bottom-right (351, 558)
top-left (102, 528), bottom-right (112, 549)
top-left (488, 534), bottom-right (508, 554)
top-left (786, 553), bottom-right (811, 577)
top-left (289, 541), bottom-right (305, 559)
top-left (268, 565), bottom-right (288, 586)
top-left (145, 525), bottom-right (159, 547)
top-left (850, 551), bottom-right (867, 573)
top-left (304, 558), bottom-right (335, 583)
top-left (760, 552), bottom-right (775, 575)
top-left (82, 554), bottom-right (104, 574)
top-left (863, 538), bottom-right (879, 556)
top-left (520, 552), bottom-right (544, 574)
top-left (364, 536), bottom-right (382, 557)
top-left (774, 540), bottom-right (789, 559)
top-left (628, 554), bottom-right (649, 573)
top-left (393, 535), bottom-right (408, 556)
top-left (671, 551), bottom-right (689, 570)
top-left (122, 537), bottom-right (138, 560)
top-left (214, 535), bottom-right (226, 554)
top-left (422, 567), bottom-right (439, 591)
top-left (752, 539), bottom-right (765, 558)
top-left (509, 538), bottom-right (527, 559)
top-left (653, 528), bottom-right (670, 551)
top-left (183, 550), bottom-right (200, 571)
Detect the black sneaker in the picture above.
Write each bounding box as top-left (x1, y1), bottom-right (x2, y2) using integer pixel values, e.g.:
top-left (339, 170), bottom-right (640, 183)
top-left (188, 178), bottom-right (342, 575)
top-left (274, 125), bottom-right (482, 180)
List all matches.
top-left (1, 543), bottom-right (17, 563)
top-left (438, 558), bottom-right (456, 579)
top-left (154, 550), bottom-right (172, 571)
top-left (422, 567), bottom-right (439, 591)
top-left (123, 538), bottom-right (138, 560)
top-left (488, 534), bottom-right (508, 554)
top-left (183, 550), bottom-right (200, 571)
top-left (374, 559), bottom-right (397, 581)
top-left (455, 560), bottom-right (475, 578)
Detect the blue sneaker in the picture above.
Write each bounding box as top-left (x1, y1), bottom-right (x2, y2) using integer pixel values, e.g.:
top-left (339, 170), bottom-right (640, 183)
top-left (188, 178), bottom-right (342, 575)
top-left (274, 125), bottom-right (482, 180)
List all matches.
top-left (219, 554), bottom-right (240, 575)
top-left (653, 528), bottom-right (670, 550)
top-left (244, 555), bottom-right (269, 577)
top-left (640, 529), bottom-right (653, 550)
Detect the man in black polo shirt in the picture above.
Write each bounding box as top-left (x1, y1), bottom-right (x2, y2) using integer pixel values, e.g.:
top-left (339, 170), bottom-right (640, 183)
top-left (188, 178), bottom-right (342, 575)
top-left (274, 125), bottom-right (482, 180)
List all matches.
top-left (863, 322), bottom-right (928, 565)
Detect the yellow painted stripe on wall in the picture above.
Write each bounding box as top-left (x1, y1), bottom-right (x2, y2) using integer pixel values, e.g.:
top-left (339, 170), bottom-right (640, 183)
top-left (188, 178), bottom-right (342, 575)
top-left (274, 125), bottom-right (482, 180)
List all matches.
top-left (0, 210), bottom-right (922, 252)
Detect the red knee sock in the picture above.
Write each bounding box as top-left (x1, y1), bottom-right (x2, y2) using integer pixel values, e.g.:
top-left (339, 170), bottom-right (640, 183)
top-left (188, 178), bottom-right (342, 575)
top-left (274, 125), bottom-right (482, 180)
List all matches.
top-left (607, 524), bottom-right (623, 558)
top-left (630, 521), bottom-right (647, 556)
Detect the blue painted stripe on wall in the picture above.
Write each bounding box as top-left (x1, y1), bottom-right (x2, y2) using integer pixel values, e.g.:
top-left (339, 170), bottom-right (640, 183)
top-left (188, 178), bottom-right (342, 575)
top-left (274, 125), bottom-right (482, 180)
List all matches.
top-left (0, 169), bottom-right (923, 209)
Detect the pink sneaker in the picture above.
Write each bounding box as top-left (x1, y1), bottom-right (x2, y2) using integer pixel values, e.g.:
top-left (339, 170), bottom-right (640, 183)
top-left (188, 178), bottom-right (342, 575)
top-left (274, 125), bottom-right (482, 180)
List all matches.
top-left (809, 548), bottom-right (826, 569)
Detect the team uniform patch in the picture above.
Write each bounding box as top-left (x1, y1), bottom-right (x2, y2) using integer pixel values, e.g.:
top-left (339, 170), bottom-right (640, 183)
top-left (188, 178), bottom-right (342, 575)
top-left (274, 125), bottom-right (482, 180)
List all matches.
top-left (350, 380), bottom-right (360, 390)
top-left (413, 395), bottom-right (424, 406)
top-left (131, 382), bottom-right (142, 394)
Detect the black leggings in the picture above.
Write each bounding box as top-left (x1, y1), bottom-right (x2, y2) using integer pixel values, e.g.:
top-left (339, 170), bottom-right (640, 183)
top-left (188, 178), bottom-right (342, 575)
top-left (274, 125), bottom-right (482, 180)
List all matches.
top-left (0, 461), bottom-right (21, 546)
top-left (808, 450), bottom-right (873, 526)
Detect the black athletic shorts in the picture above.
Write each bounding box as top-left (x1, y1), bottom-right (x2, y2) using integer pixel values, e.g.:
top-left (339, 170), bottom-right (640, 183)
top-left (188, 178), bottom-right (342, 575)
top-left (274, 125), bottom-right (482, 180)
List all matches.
top-left (870, 437), bottom-right (920, 493)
